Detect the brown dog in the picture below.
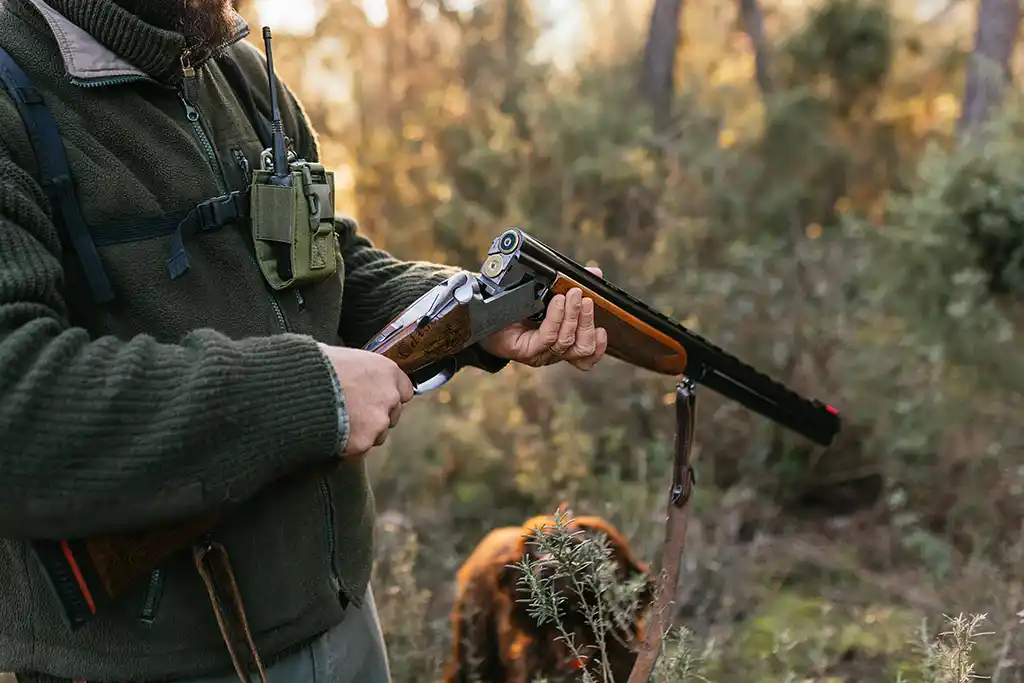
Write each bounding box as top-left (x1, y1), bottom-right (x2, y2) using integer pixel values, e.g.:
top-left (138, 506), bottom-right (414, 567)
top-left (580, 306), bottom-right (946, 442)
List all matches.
top-left (442, 506), bottom-right (654, 683)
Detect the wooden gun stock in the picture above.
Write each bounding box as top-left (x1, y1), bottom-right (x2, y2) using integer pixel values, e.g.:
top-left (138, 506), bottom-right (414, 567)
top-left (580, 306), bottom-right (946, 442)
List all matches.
top-left (547, 274), bottom-right (688, 376)
top-left (31, 517), bottom-right (221, 629)
top-left (34, 460), bottom-right (342, 630)
top-left (371, 303), bottom-right (473, 373)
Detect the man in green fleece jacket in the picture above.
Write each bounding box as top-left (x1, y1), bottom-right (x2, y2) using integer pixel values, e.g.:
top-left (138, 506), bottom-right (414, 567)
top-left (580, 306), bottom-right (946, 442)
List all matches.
top-left (0, 0), bottom-right (610, 682)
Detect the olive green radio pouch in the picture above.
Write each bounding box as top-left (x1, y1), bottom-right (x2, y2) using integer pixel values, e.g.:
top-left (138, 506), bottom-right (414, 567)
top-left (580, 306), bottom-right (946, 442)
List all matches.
top-left (249, 161), bottom-right (339, 291)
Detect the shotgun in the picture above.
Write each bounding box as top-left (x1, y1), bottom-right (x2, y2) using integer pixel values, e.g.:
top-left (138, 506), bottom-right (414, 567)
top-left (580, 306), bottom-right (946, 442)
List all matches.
top-left (366, 228), bottom-right (839, 445)
top-left (32, 227), bottom-right (841, 629)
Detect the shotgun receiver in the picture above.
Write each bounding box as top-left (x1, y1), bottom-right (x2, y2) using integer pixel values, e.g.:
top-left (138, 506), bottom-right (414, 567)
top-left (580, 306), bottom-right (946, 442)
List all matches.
top-left (33, 227), bottom-right (841, 630)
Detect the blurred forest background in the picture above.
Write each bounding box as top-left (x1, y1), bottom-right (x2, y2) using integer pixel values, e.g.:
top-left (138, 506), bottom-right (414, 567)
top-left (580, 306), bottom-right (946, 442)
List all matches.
top-left (228, 0), bottom-right (1024, 680)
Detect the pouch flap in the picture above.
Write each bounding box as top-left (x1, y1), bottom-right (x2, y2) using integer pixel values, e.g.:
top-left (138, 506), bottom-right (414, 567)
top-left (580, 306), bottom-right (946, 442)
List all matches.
top-left (251, 184), bottom-right (295, 244)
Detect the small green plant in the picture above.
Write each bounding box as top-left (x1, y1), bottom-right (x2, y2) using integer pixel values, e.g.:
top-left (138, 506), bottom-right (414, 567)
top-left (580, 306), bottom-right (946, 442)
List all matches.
top-left (650, 626), bottom-right (712, 683)
top-left (513, 508), bottom-right (707, 682)
top-left (900, 613), bottom-right (993, 683)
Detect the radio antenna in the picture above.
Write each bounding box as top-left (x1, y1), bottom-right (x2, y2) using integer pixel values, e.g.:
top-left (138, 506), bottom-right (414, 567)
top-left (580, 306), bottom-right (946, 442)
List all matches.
top-left (262, 26), bottom-right (290, 186)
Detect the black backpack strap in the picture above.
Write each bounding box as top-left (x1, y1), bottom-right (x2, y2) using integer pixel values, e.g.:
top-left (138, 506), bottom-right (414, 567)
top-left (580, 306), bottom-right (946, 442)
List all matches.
top-left (0, 46), bottom-right (114, 304)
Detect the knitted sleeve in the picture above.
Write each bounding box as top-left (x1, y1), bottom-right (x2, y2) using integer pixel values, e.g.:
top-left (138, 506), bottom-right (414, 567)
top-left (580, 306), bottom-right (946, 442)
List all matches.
top-left (0, 142), bottom-right (344, 541)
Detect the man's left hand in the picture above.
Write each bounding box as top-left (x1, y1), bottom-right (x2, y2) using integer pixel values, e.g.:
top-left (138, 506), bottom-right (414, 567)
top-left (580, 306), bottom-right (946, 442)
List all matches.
top-left (479, 266), bottom-right (609, 372)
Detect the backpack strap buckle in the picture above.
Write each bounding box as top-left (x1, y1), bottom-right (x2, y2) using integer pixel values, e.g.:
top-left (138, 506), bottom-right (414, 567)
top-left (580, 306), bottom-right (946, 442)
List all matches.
top-left (167, 190), bottom-right (250, 280)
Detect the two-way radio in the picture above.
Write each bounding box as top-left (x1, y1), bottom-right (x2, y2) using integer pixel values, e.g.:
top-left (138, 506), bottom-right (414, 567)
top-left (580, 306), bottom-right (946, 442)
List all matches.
top-left (246, 26), bottom-right (341, 291)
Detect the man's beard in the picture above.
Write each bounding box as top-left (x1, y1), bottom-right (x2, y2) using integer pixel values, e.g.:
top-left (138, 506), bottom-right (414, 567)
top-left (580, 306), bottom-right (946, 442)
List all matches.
top-left (112, 0), bottom-right (237, 51)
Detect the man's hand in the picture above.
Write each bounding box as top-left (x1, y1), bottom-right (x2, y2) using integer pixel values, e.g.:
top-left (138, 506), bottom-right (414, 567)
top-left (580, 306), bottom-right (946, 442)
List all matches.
top-left (479, 266), bottom-right (609, 371)
top-left (317, 345), bottom-right (414, 456)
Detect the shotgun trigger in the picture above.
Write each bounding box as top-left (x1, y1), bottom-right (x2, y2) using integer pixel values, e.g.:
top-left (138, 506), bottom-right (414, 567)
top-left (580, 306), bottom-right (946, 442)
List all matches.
top-left (410, 357), bottom-right (459, 395)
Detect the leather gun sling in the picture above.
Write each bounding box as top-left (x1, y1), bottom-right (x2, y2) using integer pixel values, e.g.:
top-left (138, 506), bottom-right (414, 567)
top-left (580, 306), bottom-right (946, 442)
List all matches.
top-left (193, 541), bottom-right (269, 683)
top-left (627, 378), bottom-right (697, 683)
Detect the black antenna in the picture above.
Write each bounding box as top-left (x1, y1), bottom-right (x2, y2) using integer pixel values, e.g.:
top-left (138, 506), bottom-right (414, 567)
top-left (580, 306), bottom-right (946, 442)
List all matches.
top-left (262, 26), bottom-right (290, 186)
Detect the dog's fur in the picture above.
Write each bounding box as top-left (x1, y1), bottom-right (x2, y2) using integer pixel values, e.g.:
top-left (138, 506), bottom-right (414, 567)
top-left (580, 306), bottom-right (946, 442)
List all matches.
top-left (442, 507), bottom-right (654, 683)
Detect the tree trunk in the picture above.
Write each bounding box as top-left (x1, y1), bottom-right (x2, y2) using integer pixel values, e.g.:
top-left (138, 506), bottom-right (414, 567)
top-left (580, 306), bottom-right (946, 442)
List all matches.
top-left (639, 0), bottom-right (684, 125)
top-left (956, 0), bottom-right (1022, 141)
top-left (501, 0), bottom-right (531, 140)
top-left (738, 0), bottom-right (773, 96)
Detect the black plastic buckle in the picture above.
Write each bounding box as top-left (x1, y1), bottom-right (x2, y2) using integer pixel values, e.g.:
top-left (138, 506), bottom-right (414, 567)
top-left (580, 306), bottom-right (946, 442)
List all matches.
top-left (196, 192), bottom-right (243, 231)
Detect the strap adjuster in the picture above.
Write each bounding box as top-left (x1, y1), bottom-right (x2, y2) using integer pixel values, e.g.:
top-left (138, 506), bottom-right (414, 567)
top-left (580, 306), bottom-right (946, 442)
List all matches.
top-left (197, 193), bottom-right (245, 231)
top-left (168, 191), bottom-right (250, 280)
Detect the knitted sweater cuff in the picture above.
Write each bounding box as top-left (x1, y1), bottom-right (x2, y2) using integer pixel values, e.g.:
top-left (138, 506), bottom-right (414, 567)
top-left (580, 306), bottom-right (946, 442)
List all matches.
top-left (317, 346), bottom-right (350, 454)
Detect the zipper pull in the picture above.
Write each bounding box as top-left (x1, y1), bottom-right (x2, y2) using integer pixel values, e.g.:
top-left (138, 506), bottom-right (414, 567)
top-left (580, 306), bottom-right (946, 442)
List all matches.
top-left (179, 94), bottom-right (200, 122)
top-left (180, 49), bottom-right (199, 104)
top-left (232, 148), bottom-right (252, 185)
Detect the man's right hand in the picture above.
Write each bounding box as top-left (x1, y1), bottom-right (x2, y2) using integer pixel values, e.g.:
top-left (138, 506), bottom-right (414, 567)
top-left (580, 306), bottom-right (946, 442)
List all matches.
top-left (317, 345), bottom-right (415, 457)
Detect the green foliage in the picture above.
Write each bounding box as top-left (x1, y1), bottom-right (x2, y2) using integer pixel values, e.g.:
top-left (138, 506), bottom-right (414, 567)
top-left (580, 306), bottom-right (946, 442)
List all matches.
top-left (783, 0), bottom-right (894, 98)
top-left (935, 102), bottom-right (1024, 297)
top-left (374, 506), bottom-right (993, 683)
top-left (722, 593), bottom-right (921, 680)
top-left (512, 509), bottom-right (711, 682)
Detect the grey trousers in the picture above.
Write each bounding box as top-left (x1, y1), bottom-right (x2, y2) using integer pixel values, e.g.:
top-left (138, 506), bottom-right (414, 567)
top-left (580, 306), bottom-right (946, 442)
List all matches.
top-left (185, 587), bottom-right (391, 683)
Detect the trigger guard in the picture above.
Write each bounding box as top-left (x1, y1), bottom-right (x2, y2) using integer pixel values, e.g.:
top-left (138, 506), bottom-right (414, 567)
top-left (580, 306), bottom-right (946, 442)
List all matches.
top-left (412, 358), bottom-right (459, 395)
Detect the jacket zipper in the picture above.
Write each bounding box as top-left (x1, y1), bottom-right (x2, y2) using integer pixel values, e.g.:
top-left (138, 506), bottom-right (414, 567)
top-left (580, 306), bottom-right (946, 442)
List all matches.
top-left (180, 65), bottom-right (336, 602)
top-left (179, 52), bottom-right (291, 333)
top-left (74, 74), bottom-right (150, 88)
top-left (317, 478), bottom-right (343, 596)
top-left (179, 52), bottom-right (227, 196)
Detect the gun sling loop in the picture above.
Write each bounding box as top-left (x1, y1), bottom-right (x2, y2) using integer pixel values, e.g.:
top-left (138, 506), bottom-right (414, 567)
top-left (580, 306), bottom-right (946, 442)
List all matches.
top-left (627, 378), bottom-right (697, 683)
top-left (0, 47), bottom-right (329, 680)
top-left (193, 540), bottom-right (269, 683)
